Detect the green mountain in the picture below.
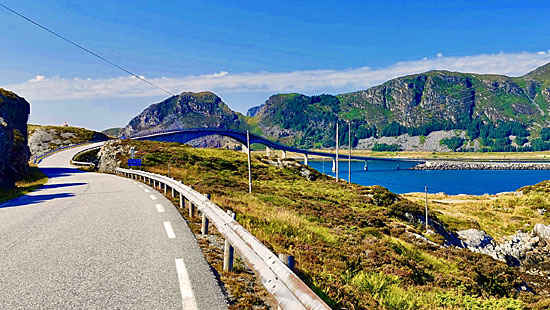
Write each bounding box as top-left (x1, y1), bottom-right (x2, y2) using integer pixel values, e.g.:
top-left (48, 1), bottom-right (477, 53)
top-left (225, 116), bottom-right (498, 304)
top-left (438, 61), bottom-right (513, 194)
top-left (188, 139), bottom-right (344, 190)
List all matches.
top-left (125, 63), bottom-right (550, 151)
top-left (248, 62), bottom-right (550, 150)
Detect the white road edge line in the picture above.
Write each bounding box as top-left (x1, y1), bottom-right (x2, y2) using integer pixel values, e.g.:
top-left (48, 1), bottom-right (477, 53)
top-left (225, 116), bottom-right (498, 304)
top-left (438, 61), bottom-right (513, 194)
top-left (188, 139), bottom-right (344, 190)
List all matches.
top-left (163, 221), bottom-right (176, 239)
top-left (175, 258), bottom-right (198, 310)
top-left (149, 195), bottom-right (157, 200)
top-left (144, 189), bottom-right (150, 193)
top-left (155, 204), bottom-right (165, 213)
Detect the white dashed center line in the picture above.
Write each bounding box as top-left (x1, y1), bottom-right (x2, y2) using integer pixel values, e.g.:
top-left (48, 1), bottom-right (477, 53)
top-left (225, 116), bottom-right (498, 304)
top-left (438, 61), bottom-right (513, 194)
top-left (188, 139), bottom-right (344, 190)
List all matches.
top-left (149, 195), bottom-right (157, 200)
top-left (163, 221), bottom-right (176, 239)
top-left (175, 259), bottom-right (198, 310)
top-left (138, 185), bottom-right (144, 188)
top-left (155, 204), bottom-right (165, 213)
top-left (144, 189), bottom-right (150, 193)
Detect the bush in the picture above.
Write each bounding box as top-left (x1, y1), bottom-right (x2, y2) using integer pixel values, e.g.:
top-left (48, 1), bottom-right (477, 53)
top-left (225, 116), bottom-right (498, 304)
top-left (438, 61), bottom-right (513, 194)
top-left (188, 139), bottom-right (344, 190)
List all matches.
top-left (372, 143), bottom-right (401, 151)
top-left (440, 136), bottom-right (464, 151)
top-left (515, 136), bottom-right (528, 146)
top-left (434, 286), bottom-right (524, 310)
top-left (351, 271), bottom-right (419, 310)
top-left (541, 128), bottom-right (550, 141)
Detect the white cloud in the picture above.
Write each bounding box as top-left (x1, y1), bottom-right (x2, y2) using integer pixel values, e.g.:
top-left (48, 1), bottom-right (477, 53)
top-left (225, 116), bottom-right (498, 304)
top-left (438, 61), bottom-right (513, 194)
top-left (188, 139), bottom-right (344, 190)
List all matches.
top-left (436, 52), bottom-right (443, 57)
top-left (29, 75), bottom-right (47, 83)
top-left (4, 51), bottom-right (550, 102)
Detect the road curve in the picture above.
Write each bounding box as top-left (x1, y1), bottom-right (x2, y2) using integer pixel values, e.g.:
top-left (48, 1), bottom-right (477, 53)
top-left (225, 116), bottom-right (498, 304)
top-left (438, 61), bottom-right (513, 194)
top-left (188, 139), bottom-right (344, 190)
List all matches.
top-left (0, 143), bottom-right (227, 309)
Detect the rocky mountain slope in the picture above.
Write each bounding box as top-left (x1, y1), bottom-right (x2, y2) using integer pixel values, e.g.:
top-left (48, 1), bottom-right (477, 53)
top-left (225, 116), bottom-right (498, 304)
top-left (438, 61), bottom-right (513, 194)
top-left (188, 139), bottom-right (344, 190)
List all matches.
top-left (123, 63), bottom-right (550, 151)
top-left (123, 91), bottom-right (246, 136)
top-left (0, 88), bottom-right (30, 188)
top-left (248, 63), bottom-right (550, 149)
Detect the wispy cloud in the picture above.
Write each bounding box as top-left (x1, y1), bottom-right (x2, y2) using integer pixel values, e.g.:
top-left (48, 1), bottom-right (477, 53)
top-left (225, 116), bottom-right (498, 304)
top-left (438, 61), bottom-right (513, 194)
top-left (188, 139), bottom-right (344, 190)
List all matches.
top-left (4, 51), bottom-right (550, 102)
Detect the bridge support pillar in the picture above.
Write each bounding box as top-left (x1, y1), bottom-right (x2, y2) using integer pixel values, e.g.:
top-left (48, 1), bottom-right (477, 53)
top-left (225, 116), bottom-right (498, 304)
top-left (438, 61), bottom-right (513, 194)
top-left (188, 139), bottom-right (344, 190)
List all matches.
top-left (265, 146), bottom-right (271, 157)
top-left (281, 150), bottom-right (287, 159)
top-left (303, 154), bottom-right (308, 166)
top-left (332, 158), bottom-right (336, 172)
top-left (364, 160), bottom-right (368, 171)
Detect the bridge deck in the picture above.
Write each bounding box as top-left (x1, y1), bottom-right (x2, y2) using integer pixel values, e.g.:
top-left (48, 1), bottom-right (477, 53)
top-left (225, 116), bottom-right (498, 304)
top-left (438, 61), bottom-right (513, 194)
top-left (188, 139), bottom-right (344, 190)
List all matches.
top-left (131, 128), bottom-right (420, 163)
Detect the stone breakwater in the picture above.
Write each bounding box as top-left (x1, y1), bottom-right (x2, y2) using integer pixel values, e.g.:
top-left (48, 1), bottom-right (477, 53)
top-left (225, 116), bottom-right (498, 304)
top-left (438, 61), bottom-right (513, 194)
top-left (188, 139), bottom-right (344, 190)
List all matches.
top-left (410, 161), bottom-right (550, 170)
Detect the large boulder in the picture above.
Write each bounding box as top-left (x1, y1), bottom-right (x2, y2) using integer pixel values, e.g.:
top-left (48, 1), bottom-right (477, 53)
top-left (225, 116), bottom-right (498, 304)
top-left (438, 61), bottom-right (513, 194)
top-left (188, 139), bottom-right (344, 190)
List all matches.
top-left (0, 88), bottom-right (30, 188)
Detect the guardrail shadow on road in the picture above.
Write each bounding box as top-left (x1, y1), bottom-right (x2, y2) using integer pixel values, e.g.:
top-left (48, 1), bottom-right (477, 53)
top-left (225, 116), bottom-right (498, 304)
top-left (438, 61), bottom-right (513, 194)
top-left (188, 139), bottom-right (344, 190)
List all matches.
top-left (39, 167), bottom-right (88, 178)
top-left (39, 182), bottom-right (87, 190)
top-left (0, 193), bottom-right (75, 209)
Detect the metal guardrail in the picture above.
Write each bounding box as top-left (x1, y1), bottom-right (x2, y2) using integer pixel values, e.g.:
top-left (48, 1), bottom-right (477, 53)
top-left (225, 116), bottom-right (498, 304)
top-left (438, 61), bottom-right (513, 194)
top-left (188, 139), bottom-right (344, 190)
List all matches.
top-left (70, 145), bottom-right (103, 168)
top-left (115, 167), bottom-right (332, 310)
top-left (33, 142), bottom-right (90, 164)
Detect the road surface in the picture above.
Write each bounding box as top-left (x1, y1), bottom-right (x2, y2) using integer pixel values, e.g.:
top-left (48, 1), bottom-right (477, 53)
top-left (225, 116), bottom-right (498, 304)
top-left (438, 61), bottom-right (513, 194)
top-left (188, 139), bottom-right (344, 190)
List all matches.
top-left (0, 143), bottom-right (227, 309)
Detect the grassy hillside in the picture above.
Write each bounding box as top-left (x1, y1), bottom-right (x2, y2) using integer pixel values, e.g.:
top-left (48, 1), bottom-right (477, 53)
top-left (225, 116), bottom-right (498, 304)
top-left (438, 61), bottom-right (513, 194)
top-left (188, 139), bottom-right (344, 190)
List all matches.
top-left (106, 139), bottom-right (550, 309)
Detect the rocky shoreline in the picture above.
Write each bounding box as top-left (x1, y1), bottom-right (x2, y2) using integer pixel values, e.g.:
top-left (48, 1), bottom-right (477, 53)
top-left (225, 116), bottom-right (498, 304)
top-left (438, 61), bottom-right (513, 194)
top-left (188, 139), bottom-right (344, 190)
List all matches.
top-left (410, 161), bottom-right (550, 170)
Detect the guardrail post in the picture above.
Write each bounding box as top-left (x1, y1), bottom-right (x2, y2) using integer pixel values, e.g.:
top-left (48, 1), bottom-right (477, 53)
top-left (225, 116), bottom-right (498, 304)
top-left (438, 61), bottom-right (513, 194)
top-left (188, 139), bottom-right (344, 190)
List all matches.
top-left (189, 200), bottom-right (195, 218)
top-left (164, 183), bottom-right (167, 195)
top-left (278, 254), bottom-right (295, 272)
top-left (188, 186), bottom-right (195, 218)
top-left (223, 210), bottom-right (236, 272)
top-left (171, 186), bottom-right (175, 198)
top-left (201, 194), bottom-right (211, 235)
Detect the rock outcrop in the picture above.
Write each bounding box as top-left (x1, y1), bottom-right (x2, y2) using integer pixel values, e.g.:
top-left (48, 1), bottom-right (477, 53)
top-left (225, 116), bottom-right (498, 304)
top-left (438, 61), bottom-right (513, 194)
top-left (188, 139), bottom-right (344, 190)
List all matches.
top-left (123, 91), bottom-right (244, 137)
top-left (0, 88), bottom-right (30, 188)
top-left (27, 125), bottom-right (110, 161)
top-left (96, 140), bottom-right (131, 173)
top-left (458, 225), bottom-right (550, 267)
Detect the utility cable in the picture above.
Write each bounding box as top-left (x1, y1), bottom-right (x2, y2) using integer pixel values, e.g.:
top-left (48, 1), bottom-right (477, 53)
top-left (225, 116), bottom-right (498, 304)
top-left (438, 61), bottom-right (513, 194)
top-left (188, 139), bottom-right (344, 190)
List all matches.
top-left (0, 2), bottom-right (176, 97)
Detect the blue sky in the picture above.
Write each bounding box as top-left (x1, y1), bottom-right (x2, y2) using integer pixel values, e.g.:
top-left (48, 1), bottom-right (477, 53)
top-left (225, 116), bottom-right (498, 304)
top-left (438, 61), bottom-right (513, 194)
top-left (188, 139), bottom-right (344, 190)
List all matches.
top-left (1, 0), bottom-right (549, 130)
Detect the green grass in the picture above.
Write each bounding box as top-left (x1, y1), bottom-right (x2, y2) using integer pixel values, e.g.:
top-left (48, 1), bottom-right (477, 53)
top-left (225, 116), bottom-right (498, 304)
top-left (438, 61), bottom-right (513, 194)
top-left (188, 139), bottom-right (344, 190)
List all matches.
top-left (110, 139), bottom-right (544, 309)
top-left (0, 166), bottom-right (48, 203)
top-left (404, 190), bottom-right (550, 241)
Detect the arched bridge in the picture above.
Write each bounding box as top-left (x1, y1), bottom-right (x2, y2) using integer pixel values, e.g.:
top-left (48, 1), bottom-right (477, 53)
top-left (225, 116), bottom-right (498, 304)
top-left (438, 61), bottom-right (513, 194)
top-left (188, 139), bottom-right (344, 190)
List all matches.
top-left (129, 128), bottom-right (420, 170)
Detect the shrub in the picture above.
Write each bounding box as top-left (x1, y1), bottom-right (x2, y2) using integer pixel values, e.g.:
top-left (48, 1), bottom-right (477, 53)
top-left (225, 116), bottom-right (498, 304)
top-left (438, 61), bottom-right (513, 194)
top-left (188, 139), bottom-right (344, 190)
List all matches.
top-left (440, 136), bottom-right (464, 151)
top-left (372, 143), bottom-right (401, 151)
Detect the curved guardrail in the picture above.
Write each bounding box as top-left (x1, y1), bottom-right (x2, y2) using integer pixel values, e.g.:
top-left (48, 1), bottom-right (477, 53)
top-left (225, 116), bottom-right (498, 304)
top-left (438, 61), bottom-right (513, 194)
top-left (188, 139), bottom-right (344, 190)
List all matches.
top-left (33, 142), bottom-right (90, 164)
top-left (115, 167), bottom-right (332, 310)
top-left (69, 145), bottom-right (103, 168)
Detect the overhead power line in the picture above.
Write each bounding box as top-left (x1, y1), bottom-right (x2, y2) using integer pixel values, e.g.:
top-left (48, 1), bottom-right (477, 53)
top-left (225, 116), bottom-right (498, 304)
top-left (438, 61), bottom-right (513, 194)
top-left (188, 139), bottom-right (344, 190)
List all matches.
top-left (0, 2), bottom-right (176, 97)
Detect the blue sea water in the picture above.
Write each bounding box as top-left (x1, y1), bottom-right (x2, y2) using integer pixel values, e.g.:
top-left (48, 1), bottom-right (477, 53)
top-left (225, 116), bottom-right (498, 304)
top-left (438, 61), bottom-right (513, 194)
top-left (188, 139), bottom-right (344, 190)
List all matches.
top-left (305, 159), bottom-right (550, 195)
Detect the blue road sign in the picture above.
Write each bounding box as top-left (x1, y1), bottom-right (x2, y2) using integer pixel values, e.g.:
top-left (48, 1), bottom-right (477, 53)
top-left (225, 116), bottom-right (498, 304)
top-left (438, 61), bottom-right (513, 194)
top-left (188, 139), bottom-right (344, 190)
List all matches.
top-left (127, 159), bottom-right (142, 167)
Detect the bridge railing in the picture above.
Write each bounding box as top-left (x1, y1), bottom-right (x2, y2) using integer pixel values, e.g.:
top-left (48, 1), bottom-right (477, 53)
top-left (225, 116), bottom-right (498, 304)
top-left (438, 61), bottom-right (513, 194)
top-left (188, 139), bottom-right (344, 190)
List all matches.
top-left (115, 167), bottom-right (331, 310)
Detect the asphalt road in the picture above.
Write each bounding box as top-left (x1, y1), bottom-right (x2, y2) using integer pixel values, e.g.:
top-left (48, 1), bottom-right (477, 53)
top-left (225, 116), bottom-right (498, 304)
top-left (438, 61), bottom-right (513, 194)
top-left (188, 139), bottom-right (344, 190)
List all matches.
top-left (0, 143), bottom-right (227, 309)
